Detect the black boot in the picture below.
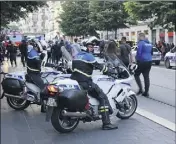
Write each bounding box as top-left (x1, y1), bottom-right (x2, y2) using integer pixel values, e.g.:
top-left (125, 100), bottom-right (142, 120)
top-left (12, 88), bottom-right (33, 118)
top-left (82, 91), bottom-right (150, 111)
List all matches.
top-left (101, 111), bottom-right (118, 130)
top-left (40, 95), bottom-right (46, 113)
top-left (41, 104), bottom-right (46, 113)
top-left (134, 76), bottom-right (143, 95)
top-left (142, 92), bottom-right (149, 97)
top-left (143, 74), bottom-right (150, 97)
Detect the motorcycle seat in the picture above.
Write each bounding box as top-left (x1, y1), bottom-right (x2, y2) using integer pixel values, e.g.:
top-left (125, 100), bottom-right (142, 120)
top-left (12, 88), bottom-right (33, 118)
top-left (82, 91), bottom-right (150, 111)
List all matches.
top-left (25, 74), bottom-right (35, 85)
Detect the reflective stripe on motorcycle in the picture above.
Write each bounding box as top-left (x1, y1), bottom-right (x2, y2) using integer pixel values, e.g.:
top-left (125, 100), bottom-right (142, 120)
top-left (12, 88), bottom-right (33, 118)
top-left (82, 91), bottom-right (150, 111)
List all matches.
top-left (73, 68), bottom-right (91, 77)
top-left (27, 66), bottom-right (40, 72)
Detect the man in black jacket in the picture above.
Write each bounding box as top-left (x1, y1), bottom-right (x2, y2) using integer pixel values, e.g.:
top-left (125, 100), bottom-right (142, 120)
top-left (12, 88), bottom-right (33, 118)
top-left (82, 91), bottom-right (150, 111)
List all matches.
top-left (19, 40), bottom-right (27, 67)
top-left (7, 41), bottom-right (17, 67)
top-left (119, 37), bottom-right (133, 67)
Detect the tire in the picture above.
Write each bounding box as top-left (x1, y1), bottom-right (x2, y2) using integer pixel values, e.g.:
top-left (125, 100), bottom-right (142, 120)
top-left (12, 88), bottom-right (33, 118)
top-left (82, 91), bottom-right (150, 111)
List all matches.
top-left (116, 95), bottom-right (138, 119)
top-left (165, 59), bottom-right (172, 69)
top-left (51, 108), bottom-right (79, 133)
top-left (7, 97), bottom-right (30, 110)
top-left (155, 61), bottom-right (160, 65)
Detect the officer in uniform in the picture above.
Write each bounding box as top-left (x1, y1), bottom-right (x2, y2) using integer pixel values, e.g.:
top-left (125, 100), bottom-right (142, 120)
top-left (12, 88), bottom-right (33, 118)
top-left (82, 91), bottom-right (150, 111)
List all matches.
top-left (26, 40), bottom-right (46, 112)
top-left (70, 42), bottom-right (118, 130)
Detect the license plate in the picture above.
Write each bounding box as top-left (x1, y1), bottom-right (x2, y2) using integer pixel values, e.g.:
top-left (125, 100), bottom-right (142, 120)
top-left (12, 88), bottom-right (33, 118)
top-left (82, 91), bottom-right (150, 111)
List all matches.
top-left (46, 98), bottom-right (57, 107)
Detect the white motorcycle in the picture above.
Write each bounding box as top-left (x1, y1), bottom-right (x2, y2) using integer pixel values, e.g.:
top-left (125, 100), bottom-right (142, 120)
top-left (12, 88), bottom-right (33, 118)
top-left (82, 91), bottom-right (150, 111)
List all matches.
top-left (0, 41), bottom-right (65, 110)
top-left (45, 60), bottom-right (138, 133)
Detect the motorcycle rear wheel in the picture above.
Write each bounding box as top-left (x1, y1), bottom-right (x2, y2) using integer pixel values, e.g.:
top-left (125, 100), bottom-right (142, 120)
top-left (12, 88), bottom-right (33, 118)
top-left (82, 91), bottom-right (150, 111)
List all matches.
top-left (7, 97), bottom-right (30, 110)
top-left (116, 95), bottom-right (138, 119)
top-left (51, 108), bottom-right (79, 133)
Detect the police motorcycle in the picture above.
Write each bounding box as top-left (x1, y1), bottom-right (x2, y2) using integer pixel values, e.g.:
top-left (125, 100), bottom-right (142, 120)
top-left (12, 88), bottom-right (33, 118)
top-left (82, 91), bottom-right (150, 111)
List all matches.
top-left (44, 46), bottom-right (138, 133)
top-left (0, 40), bottom-right (66, 110)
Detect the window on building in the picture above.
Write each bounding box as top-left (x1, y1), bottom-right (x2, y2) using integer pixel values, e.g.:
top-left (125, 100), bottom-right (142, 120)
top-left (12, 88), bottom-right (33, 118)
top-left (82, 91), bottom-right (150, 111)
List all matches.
top-left (42, 8), bottom-right (45, 13)
top-left (33, 22), bottom-right (37, 27)
top-left (120, 33), bottom-right (123, 36)
top-left (126, 32), bottom-right (129, 36)
top-left (131, 32), bottom-right (135, 36)
top-left (144, 30), bottom-right (148, 35)
top-left (42, 22), bottom-right (45, 28)
top-left (42, 15), bottom-right (45, 20)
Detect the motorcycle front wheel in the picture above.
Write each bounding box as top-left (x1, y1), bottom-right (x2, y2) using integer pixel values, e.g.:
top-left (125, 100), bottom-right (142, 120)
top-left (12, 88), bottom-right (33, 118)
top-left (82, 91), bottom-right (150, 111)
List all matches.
top-left (116, 95), bottom-right (138, 119)
top-left (7, 97), bottom-right (30, 110)
top-left (51, 108), bottom-right (79, 133)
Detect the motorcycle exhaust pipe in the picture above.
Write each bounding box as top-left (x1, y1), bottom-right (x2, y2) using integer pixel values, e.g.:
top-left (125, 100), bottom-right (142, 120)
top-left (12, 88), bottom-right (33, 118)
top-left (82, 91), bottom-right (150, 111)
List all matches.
top-left (4, 93), bottom-right (23, 99)
top-left (62, 110), bottom-right (88, 118)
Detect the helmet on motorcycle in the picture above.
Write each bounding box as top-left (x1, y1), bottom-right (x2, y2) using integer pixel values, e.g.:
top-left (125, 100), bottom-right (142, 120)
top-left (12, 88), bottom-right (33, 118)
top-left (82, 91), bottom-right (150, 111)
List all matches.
top-left (128, 63), bottom-right (138, 73)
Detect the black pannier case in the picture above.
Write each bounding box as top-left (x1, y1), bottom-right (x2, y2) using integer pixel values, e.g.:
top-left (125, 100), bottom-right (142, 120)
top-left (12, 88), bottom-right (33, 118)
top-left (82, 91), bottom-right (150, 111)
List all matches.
top-left (1, 78), bottom-right (25, 95)
top-left (58, 89), bottom-right (88, 111)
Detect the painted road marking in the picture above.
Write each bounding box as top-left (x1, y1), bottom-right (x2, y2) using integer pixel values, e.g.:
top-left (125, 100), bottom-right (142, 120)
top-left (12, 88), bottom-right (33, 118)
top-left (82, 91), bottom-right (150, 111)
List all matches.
top-left (152, 66), bottom-right (176, 72)
top-left (136, 108), bottom-right (176, 132)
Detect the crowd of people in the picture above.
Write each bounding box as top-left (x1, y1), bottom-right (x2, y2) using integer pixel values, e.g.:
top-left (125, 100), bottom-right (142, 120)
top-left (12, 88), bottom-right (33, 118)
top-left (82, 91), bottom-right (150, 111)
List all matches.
top-left (0, 32), bottom-right (175, 130)
top-left (155, 41), bottom-right (175, 59)
top-left (1, 35), bottom-right (175, 100)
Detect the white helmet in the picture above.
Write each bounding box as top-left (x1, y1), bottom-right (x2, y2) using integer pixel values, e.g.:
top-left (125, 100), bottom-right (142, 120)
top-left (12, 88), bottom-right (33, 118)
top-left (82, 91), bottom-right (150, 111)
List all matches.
top-left (128, 63), bottom-right (138, 73)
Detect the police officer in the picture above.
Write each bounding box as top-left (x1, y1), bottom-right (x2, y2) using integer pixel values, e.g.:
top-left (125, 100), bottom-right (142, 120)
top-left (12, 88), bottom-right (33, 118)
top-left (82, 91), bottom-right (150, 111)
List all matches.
top-left (70, 42), bottom-right (118, 130)
top-left (26, 40), bottom-right (46, 112)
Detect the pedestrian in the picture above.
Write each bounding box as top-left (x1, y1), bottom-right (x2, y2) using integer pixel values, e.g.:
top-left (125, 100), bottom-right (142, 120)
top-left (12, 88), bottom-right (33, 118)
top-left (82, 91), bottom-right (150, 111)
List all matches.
top-left (19, 40), bottom-right (27, 67)
top-left (71, 38), bottom-right (81, 59)
top-left (51, 42), bottom-right (55, 64)
top-left (65, 41), bottom-right (72, 54)
top-left (0, 43), bottom-right (3, 65)
top-left (47, 41), bottom-right (52, 63)
top-left (161, 41), bottom-right (166, 59)
top-left (6, 41), bottom-right (17, 67)
top-left (53, 40), bottom-right (63, 64)
top-left (134, 33), bottom-right (153, 97)
top-left (119, 37), bottom-right (133, 67)
top-left (99, 40), bottom-right (105, 57)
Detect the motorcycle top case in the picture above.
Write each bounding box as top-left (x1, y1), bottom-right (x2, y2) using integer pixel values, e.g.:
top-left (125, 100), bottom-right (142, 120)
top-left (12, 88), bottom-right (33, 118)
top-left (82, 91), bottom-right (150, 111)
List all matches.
top-left (1, 77), bottom-right (25, 95)
top-left (58, 89), bottom-right (88, 111)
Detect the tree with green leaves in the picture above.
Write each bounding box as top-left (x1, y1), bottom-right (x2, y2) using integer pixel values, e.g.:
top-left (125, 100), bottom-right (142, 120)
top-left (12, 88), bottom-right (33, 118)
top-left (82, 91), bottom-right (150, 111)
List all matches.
top-left (89, 1), bottom-right (136, 39)
top-left (60, 1), bottom-right (98, 37)
top-left (124, 1), bottom-right (176, 31)
top-left (1, 1), bottom-right (46, 28)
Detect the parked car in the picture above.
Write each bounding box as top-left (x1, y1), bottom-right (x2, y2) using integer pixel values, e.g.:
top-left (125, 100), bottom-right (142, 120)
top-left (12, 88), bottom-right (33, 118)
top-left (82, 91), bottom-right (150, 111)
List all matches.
top-left (164, 47), bottom-right (176, 69)
top-left (132, 46), bottom-right (162, 65)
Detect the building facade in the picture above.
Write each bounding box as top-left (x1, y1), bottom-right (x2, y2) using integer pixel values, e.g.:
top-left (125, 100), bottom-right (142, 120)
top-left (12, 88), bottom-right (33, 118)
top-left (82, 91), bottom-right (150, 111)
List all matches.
top-left (99, 23), bottom-right (176, 45)
top-left (17, 1), bottom-right (62, 40)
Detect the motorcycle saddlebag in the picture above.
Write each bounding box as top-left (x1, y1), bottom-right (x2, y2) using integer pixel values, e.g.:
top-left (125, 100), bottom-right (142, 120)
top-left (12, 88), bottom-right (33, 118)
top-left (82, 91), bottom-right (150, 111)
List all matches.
top-left (1, 78), bottom-right (25, 95)
top-left (58, 89), bottom-right (88, 111)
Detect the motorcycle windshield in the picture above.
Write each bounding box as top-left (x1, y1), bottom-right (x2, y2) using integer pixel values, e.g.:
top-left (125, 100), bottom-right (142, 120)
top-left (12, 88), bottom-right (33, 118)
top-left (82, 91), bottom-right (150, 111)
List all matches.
top-left (104, 54), bottom-right (130, 78)
top-left (61, 46), bottom-right (73, 61)
top-left (104, 54), bottom-right (125, 68)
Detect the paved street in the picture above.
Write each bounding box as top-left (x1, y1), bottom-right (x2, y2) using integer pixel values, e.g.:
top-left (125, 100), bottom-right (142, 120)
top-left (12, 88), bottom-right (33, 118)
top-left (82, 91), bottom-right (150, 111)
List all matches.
top-left (1, 59), bottom-right (176, 144)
